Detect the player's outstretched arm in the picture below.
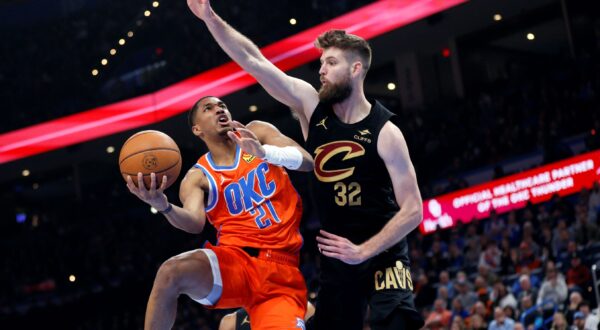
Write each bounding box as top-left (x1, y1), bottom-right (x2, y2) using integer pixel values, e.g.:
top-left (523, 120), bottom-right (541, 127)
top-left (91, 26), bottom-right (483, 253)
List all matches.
top-left (126, 170), bottom-right (207, 234)
top-left (227, 120), bottom-right (314, 172)
top-left (316, 123), bottom-right (422, 264)
top-left (187, 0), bottom-right (319, 135)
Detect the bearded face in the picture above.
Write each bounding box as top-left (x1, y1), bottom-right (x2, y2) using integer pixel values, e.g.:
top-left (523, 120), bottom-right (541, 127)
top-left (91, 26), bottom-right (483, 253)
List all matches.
top-left (318, 71), bottom-right (353, 105)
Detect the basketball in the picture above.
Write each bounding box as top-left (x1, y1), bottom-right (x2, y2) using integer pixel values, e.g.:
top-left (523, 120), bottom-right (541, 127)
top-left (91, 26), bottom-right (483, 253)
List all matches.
top-left (119, 130), bottom-right (182, 189)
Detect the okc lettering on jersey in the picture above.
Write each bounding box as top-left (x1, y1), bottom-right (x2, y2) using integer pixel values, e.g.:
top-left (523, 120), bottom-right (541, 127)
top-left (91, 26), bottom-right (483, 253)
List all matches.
top-left (223, 162), bottom-right (277, 215)
top-left (314, 140), bottom-right (365, 182)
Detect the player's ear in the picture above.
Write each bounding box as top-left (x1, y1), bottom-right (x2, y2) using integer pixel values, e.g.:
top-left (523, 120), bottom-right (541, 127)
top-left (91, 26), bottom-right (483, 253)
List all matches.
top-left (192, 124), bottom-right (204, 138)
top-left (351, 61), bottom-right (362, 78)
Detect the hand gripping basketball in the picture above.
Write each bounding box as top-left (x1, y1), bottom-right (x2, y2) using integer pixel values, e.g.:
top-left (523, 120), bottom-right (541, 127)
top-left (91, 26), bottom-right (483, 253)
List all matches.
top-left (126, 172), bottom-right (170, 212)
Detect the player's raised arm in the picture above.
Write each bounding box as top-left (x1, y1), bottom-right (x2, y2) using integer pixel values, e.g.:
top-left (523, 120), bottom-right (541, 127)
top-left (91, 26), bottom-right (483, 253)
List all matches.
top-left (126, 170), bottom-right (207, 234)
top-left (226, 120), bottom-right (314, 172)
top-left (187, 0), bottom-right (319, 131)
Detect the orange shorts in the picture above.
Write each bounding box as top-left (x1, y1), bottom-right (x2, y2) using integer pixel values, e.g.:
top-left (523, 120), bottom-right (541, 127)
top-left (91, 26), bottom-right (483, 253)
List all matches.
top-left (195, 243), bottom-right (307, 330)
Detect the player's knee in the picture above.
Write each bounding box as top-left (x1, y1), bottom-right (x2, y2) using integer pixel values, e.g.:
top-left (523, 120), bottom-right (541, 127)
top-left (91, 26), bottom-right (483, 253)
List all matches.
top-left (154, 257), bottom-right (185, 292)
top-left (154, 252), bottom-right (213, 295)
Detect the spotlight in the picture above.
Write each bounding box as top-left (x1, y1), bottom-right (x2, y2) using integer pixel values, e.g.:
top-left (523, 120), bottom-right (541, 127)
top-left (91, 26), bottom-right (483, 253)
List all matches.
top-left (493, 14), bottom-right (502, 21)
top-left (249, 105), bottom-right (258, 112)
top-left (22, 169), bottom-right (30, 177)
top-left (110, 48), bottom-right (117, 55)
top-left (119, 38), bottom-right (126, 45)
top-left (69, 275), bottom-right (76, 282)
top-left (387, 83), bottom-right (396, 91)
top-left (527, 33), bottom-right (535, 40)
top-left (144, 10), bottom-right (151, 17)
top-left (92, 69), bottom-right (99, 76)
top-left (289, 18), bottom-right (297, 25)
top-left (101, 58), bottom-right (108, 66)
top-left (127, 31), bottom-right (134, 38)
top-left (152, 1), bottom-right (159, 8)
top-left (106, 146), bottom-right (115, 154)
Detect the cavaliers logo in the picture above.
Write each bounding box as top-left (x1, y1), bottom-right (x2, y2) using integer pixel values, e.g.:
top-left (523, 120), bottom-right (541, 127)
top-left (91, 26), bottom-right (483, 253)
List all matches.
top-left (142, 153), bottom-right (158, 170)
top-left (314, 141), bottom-right (365, 182)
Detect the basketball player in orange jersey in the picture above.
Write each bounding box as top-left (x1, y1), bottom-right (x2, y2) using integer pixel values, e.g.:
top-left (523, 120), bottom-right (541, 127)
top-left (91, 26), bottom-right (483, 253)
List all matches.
top-left (188, 1), bottom-right (424, 329)
top-left (126, 96), bottom-right (314, 330)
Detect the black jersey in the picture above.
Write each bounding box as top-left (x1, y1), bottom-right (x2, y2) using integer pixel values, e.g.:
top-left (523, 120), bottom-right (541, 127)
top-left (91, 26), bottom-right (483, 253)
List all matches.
top-left (305, 100), bottom-right (408, 264)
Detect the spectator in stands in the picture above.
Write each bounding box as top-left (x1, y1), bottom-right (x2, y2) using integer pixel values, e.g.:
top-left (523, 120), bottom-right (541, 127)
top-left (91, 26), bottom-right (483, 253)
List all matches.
top-left (438, 270), bottom-right (455, 298)
top-left (448, 243), bottom-right (465, 270)
top-left (467, 313), bottom-right (487, 330)
top-left (424, 298), bottom-right (452, 330)
top-left (550, 311), bottom-right (568, 330)
top-left (537, 261), bottom-right (568, 306)
top-left (513, 322), bottom-right (525, 330)
top-left (517, 274), bottom-right (538, 301)
top-left (572, 311), bottom-right (586, 330)
top-left (552, 222), bottom-right (572, 259)
top-left (488, 306), bottom-right (515, 330)
top-left (437, 285), bottom-right (451, 307)
top-left (564, 291), bottom-right (582, 325)
top-left (450, 315), bottom-right (467, 330)
top-left (415, 272), bottom-right (437, 309)
top-left (506, 211), bottom-right (522, 247)
top-left (473, 275), bottom-right (491, 303)
top-left (577, 301), bottom-right (600, 330)
top-left (472, 301), bottom-right (490, 323)
top-left (517, 241), bottom-right (542, 273)
top-left (519, 294), bottom-right (541, 329)
top-left (455, 278), bottom-right (479, 312)
top-left (512, 267), bottom-right (541, 297)
top-left (450, 297), bottom-right (469, 322)
top-left (573, 204), bottom-right (600, 246)
top-left (566, 253), bottom-right (592, 291)
top-left (491, 281), bottom-right (518, 310)
top-left (478, 241), bottom-right (502, 273)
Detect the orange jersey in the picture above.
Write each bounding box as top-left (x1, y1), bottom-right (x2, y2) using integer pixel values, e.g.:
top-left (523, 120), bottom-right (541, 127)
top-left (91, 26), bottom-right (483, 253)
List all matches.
top-left (194, 146), bottom-right (303, 253)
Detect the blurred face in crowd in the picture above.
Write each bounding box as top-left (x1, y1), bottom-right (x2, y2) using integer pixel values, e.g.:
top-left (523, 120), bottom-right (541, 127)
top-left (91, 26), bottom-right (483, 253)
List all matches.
top-left (494, 307), bottom-right (505, 323)
top-left (569, 292), bottom-right (582, 307)
top-left (519, 275), bottom-right (531, 291)
top-left (434, 299), bottom-right (446, 313)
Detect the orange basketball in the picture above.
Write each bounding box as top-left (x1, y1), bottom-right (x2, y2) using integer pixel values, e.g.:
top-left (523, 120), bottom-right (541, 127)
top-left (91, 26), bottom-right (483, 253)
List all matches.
top-left (119, 130), bottom-right (182, 190)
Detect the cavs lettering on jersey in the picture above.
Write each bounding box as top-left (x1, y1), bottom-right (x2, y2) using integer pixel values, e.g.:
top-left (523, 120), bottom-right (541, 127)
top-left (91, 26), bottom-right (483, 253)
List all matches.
top-left (305, 100), bottom-right (409, 263)
top-left (194, 145), bottom-right (303, 253)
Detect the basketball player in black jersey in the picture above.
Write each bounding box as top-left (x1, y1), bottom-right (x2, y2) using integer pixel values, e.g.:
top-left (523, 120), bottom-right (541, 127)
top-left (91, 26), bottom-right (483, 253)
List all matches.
top-left (188, 1), bottom-right (424, 329)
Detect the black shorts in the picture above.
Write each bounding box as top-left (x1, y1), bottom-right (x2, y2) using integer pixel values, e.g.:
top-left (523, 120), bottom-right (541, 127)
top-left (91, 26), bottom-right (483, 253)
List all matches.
top-left (311, 251), bottom-right (424, 330)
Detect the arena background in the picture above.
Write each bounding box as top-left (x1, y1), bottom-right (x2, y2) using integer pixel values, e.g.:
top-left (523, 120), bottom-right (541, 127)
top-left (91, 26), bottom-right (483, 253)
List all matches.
top-left (1, 0), bottom-right (599, 329)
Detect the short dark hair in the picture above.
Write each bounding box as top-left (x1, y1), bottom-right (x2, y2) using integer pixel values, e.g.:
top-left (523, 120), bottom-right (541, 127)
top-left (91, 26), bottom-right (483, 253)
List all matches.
top-left (188, 95), bottom-right (216, 129)
top-left (315, 29), bottom-right (372, 74)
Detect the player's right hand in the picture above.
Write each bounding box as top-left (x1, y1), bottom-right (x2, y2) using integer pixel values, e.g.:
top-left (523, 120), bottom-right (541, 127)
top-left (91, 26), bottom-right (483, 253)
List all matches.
top-left (126, 172), bottom-right (169, 211)
top-left (187, 0), bottom-right (211, 21)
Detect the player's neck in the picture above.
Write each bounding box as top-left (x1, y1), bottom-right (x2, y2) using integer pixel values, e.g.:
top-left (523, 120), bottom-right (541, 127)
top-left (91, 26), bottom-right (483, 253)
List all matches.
top-left (331, 91), bottom-right (371, 124)
top-left (207, 139), bottom-right (238, 166)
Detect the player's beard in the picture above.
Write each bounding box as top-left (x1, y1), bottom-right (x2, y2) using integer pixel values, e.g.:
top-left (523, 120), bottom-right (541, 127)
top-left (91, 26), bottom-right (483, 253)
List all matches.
top-left (318, 73), bottom-right (352, 105)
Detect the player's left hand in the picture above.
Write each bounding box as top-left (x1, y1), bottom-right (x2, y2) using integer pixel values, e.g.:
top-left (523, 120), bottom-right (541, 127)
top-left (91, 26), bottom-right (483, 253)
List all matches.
top-left (317, 230), bottom-right (367, 265)
top-left (227, 121), bottom-right (266, 158)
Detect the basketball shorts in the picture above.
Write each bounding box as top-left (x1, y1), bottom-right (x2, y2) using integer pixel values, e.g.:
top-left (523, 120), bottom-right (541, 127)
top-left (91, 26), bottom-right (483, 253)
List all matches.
top-left (194, 243), bottom-right (307, 330)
